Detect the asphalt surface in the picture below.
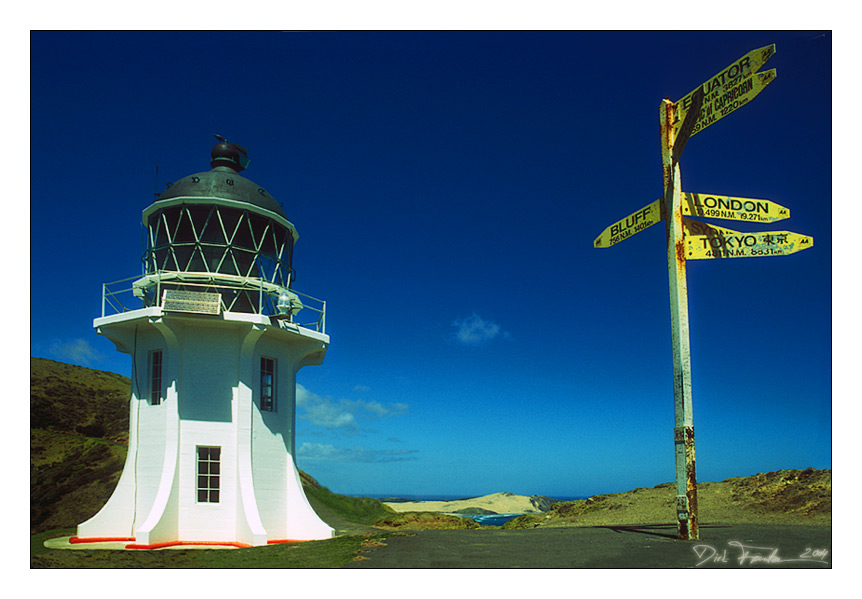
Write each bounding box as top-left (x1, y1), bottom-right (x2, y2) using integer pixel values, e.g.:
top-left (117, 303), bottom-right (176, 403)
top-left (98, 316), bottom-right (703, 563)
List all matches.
top-left (343, 524), bottom-right (832, 568)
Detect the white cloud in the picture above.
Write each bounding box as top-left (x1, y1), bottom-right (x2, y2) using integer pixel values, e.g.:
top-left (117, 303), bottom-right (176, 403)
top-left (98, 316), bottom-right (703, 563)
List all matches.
top-left (48, 338), bottom-right (103, 366)
top-left (297, 442), bottom-right (418, 463)
top-left (452, 313), bottom-right (504, 345)
top-left (350, 399), bottom-right (409, 418)
top-left (296, 384), bottom-right (409, 429)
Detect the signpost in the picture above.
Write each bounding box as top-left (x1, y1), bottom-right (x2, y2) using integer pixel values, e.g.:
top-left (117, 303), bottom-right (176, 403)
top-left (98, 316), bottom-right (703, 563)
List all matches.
top-left (594, 43), bottom-right (814, 541)
top-left (661, 96), bottom-right (698, 541)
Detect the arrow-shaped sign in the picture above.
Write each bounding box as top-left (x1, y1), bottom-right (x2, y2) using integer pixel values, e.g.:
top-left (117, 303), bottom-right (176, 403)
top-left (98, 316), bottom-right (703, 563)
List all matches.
top-left (594, 199), bottom-right (663, 248)
top-left (683, 219), bottom-right (813, 259)
top-left (682, 193), bottom-right (790, 223)
top-left (673, 44), bottom-right (777, 139)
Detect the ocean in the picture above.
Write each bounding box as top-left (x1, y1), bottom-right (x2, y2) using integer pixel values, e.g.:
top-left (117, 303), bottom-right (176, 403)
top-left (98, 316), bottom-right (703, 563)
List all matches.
top-left (458, 513), bottom-right (524, 526)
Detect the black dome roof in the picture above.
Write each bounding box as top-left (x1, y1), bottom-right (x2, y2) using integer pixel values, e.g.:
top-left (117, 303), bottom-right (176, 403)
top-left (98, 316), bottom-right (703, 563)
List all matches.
top-left (152, 140), bottom-right (287, 219)
top-left (154, 166), bottom-right (286, 219)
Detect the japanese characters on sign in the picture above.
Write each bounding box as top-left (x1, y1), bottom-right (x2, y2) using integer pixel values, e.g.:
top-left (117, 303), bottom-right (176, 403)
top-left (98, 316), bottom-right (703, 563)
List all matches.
top-left (683, 218), bottom-right (813, 259)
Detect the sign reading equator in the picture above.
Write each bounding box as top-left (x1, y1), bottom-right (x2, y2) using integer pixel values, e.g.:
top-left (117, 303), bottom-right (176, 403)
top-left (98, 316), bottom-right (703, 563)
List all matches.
top-left (673, 44), bottom-right (777, 139)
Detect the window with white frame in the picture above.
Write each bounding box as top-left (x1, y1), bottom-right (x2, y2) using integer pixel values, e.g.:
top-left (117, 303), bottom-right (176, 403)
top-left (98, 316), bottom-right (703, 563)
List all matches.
top-left (260, 357), bottom-right (276, 412)
top-left (196, 446), bottom-right (220, 503)
top-left (149, 350), bottom-right (163, 405)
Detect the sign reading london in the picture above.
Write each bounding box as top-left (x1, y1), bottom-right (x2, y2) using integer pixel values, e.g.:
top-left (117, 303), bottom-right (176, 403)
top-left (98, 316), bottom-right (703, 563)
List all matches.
top-left (682, 193), bottom-right (790, 223)
top-left (673, 44), bottom-right (777, 139)
top-left (594, 199), bottom-right (662, 248)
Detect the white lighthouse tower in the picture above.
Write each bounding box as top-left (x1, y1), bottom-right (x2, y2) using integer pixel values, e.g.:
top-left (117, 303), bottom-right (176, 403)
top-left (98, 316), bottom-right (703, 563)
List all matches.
top-left (74, 139), bottom-right (333, 548)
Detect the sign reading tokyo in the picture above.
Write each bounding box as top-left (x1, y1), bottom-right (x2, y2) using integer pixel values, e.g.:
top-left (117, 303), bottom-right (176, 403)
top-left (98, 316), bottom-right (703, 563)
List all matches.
top-left (594, 199), bottom-right (662, 248)
top-left (673, 44), bottom-right (776, 139)
top-left (682, 193), bottom-right (790, 223)
top-left (684, 219), bottom-right (813, 259)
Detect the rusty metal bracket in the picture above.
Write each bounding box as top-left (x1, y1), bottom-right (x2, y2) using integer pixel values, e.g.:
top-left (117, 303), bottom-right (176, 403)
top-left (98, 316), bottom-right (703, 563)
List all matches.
top-left (674, 425), bottom-right (694, 444)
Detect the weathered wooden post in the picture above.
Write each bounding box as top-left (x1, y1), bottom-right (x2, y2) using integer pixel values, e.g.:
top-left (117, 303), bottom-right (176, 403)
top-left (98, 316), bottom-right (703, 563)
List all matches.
top-left (660, 92), bottom-right (700, 540)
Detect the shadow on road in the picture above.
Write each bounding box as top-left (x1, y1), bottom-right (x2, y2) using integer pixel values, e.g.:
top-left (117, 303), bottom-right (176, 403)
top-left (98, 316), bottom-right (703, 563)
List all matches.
top-left (592, 523), bottom-right (732, 539)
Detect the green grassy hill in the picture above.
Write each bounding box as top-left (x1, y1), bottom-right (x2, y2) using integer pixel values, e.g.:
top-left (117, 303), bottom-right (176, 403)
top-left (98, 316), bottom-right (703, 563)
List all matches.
top-left (31, 358), bottom-right (131, 443)
top-left (29, 357), bottom-right (393, 535)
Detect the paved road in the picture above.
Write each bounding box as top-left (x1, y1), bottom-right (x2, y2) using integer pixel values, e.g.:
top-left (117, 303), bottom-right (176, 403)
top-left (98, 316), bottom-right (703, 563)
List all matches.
top-left (344, 524), bottom-right (831, 568)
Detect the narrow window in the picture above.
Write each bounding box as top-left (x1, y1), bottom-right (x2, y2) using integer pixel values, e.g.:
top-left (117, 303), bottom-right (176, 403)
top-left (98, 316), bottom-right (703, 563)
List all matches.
top-left (149, 350), bottom-right (162, 405)
top-left (196, 446), bottom-right (221, 503)
top-left (260, 357), bottom-right (276, 412)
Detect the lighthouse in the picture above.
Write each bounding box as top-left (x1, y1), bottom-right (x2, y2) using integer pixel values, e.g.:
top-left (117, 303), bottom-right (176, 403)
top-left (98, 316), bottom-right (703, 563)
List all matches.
top-left (75, 139), bottom-right (333, 548)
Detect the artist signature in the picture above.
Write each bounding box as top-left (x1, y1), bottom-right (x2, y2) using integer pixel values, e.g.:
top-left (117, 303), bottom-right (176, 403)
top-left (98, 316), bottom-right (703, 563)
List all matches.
top-left (693, 541), bottom-right (829, 567)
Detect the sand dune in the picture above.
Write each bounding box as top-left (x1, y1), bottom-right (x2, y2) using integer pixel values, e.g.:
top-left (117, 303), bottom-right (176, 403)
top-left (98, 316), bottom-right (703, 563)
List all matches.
top-left (383, 492), bottom-right (546, 514)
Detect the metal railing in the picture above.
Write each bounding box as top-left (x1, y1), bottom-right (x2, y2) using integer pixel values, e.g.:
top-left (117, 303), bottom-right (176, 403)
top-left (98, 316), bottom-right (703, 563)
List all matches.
top-left (102, 274), bottom-right (144, 317)
top-left (100, 271), bottom-right (326, 334)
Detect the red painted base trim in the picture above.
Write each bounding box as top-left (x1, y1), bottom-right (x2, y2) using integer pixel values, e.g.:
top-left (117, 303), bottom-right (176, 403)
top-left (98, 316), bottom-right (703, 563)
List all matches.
top-left (125, 540), bottom-right (252, 550)
top-left (69, 536), bottom-right (135, 544)
top-left (67, 536), bottom-right (309, 549)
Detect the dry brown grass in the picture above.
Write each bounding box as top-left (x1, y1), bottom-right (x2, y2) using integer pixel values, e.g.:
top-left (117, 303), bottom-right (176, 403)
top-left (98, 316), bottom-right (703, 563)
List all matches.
top-left (505, 468), bottom-right (831, 529)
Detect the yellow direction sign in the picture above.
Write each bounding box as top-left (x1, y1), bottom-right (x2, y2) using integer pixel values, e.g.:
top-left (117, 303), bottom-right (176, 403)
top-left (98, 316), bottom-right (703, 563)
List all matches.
top-left (683, 219), bottom-right (813, 259)
top-left (673, 44), bottom-right (777, 139)
top-left (682, 192), bottom-right (790, 223)
top-left (594, 199), bottom-right (662, 248)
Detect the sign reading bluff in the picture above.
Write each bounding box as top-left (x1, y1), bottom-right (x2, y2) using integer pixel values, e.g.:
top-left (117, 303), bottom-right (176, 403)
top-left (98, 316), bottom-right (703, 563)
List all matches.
top-left (594, 199), bottom-right (662, 248)
top-left (673, 44), bottom-right (777, 139)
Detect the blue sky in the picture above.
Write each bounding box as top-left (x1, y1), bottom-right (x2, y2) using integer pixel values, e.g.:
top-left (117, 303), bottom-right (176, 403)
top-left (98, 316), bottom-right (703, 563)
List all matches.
top-left (29, 31), bottom-right (833, 498)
